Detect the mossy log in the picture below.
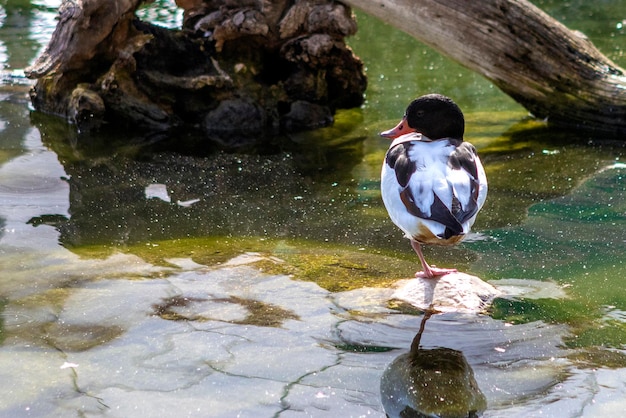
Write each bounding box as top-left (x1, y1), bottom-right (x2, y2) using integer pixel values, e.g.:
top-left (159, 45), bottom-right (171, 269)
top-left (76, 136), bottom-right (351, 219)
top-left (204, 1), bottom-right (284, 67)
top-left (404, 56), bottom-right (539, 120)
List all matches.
top-left (344, 0), bottom-right (626, 135)
top-left (25, 0), bottom-right (367, 145)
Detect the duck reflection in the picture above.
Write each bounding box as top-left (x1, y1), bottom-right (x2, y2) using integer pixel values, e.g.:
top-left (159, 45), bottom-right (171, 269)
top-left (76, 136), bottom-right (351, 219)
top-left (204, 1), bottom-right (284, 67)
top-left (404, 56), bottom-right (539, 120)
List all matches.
top-left (380, 311), bottom-right (486, 418)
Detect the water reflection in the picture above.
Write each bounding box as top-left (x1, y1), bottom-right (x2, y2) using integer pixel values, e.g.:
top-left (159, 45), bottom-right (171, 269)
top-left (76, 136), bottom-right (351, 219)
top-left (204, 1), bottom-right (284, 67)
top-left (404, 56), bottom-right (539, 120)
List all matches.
top-left (0, 0), bottom-right (59, 71)
top-left (380, 311), bottom-right (486, 418)
top-left (1, 2), bottom-right (626, 416)
top-left (0, 1), bottom-right (36, 70)
top-left (31, 112), bottom-right (382, 252)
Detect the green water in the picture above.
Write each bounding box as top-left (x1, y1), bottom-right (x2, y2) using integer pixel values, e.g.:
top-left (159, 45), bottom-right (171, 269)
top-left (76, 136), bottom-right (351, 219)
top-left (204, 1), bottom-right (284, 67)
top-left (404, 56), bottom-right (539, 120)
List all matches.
top-left (12, 0), bottom-right (626, 347)
top-left (2, 1), bottom-right (626, 416)
top-left (346, 3), bottom-right (626, 346)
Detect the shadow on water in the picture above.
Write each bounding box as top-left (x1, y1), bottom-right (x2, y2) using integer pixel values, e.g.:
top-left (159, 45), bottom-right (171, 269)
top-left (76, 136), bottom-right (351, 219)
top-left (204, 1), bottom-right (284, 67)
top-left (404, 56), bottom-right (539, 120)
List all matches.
top-left (0, 297), bottom-right (6, 345)
top-left (471, 116), bottom-right (625, 230)
top-left (30, 110), bottom-right (370, 248)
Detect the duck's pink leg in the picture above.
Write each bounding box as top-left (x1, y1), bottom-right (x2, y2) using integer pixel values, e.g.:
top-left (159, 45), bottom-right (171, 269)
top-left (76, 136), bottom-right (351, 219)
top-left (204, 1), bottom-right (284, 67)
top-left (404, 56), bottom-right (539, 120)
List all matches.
top-left (410, 240), bottom-right (457, 279)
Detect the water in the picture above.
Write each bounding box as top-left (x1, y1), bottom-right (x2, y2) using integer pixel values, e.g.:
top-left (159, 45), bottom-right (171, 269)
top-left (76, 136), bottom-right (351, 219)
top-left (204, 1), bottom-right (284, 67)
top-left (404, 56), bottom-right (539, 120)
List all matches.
top-left (1, 1), bottom-right (626, 417)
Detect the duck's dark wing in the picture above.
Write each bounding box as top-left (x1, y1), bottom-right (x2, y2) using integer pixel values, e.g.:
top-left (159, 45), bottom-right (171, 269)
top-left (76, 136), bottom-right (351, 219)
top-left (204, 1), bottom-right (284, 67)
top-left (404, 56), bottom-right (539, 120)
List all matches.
top-left (385, 143), bottom-right (415, 188)
top-left (447, 142), bottom-right (481, 224)
top-left (399, 187), bottom-right (464, 239)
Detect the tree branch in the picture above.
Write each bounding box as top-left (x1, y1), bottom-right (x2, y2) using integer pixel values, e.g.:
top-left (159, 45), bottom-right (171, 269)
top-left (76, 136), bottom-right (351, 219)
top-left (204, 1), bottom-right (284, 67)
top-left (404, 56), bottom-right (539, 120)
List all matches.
top-left (344, 0), bottom-right (626, 135)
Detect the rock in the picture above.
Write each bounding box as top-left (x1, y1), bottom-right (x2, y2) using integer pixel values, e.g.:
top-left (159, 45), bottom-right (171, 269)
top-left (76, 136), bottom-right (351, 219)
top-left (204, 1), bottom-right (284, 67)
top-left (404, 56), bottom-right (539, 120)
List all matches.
top-left (391, 272), bottom-right (501, 314)
top-left (203, 97), bottom-right (275, 145)
top-left (492, 278), bottom-right (569, 300)
top-left (281, 100), bottom-right (333, 132)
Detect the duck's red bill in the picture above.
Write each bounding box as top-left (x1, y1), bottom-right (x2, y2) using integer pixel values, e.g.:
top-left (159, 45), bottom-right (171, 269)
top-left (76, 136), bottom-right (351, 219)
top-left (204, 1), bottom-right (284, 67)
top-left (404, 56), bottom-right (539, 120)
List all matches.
top-left (380, 116), bottom-right (413, 139)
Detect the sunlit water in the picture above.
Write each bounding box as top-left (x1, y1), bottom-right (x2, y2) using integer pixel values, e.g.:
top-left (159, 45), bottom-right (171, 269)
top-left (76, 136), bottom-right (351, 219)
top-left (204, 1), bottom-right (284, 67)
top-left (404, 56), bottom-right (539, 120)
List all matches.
top-left (1, 1), bottom-right (626, 417)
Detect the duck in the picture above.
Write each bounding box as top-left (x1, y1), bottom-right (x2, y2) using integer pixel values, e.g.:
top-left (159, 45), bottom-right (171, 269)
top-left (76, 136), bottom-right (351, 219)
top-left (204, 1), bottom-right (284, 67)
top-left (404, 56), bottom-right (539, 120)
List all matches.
top-left (380, 94), bottom-right (488, 278)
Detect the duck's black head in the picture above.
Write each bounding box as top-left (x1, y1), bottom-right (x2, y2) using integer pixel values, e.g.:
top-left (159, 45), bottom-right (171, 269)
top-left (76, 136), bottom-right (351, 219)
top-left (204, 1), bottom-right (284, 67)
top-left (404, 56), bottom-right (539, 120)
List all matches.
top-left (380, 94), bottom-right (465, 141)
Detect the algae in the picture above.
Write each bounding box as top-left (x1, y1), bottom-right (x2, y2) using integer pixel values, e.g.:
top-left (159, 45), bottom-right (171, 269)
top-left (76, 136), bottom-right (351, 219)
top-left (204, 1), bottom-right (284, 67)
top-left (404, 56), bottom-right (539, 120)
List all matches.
top-left (567, 346), bottom-right (626, 368)
top-left (73, 235), bottom-right (419, 292)
top-left (152, 294), bottom-right (299, 328)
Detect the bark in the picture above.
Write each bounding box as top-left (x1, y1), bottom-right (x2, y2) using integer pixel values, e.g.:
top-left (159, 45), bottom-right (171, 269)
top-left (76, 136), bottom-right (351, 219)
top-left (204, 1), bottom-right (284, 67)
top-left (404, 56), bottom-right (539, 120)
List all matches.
top-left (25, 0), bottom-right (367, 144)
top-left (343, 0), bottom-right (626, 136)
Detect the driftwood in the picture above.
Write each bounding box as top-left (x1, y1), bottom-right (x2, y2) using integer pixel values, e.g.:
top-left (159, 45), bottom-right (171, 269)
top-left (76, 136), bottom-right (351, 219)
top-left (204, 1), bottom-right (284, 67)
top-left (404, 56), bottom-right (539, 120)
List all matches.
top-left (343, 0), bottom-right (626, 135)
top-left (25, 0), bottom-right (367, 144)
top-left (26, 0), bottom-right (626, 138)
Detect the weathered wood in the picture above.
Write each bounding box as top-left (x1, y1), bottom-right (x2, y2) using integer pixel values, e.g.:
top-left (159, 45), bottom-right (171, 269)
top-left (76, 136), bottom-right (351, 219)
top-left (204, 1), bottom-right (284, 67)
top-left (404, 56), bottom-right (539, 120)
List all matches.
top-left (343, 0), bottom-right (626, 135)
top-left (26, 0), bottom-right (141, 78)
top-left (27, 0), bottom-right (626, 137)
top-left (25, 0), bottom-right (367, 143)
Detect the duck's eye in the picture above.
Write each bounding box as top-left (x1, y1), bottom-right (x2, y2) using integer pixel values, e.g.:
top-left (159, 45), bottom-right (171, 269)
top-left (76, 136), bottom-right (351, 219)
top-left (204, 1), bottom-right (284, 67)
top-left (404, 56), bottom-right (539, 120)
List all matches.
top-left (416, 110), bottom-right (425, 118)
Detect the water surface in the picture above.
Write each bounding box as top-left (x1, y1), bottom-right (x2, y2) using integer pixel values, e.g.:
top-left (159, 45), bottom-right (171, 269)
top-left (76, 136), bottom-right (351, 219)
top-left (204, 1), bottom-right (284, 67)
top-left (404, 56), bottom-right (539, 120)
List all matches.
top-left (1, 1), bottom-right (626, 417)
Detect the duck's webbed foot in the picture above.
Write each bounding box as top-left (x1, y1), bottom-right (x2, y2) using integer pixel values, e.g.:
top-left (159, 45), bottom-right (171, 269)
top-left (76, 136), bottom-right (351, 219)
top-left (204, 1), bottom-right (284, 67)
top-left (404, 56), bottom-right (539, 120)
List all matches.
top-left (410, 240), bottom-right (457, 279)
top-left (415, 266), bottom-right (457, 279)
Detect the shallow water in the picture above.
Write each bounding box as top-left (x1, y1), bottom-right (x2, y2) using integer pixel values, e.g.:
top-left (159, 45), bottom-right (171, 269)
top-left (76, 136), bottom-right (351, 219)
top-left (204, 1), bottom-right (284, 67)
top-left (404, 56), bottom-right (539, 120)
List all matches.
top-left (1, 1), bottom-right (626, 417)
